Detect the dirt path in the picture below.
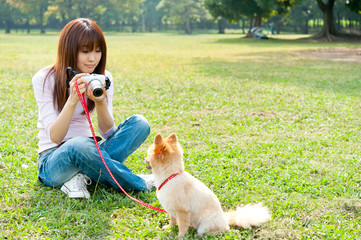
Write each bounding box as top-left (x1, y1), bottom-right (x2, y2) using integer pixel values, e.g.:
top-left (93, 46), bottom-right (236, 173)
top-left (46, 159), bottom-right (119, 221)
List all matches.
top-left (294, 47), bottom-right (361, 62)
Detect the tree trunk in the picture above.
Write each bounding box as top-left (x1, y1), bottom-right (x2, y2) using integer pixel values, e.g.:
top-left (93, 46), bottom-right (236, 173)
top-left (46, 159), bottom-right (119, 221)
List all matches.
top-left (148, 15), bottom-right (153, 32)
top-left (5, 20), bottom-right (11, 34)
top-left (121, 21), bottom-right (125, 32)
top-left (184, 7), bottom-right (191, 34)
top-left (255, 15), bottom-right (262, 27)
top-left (246, 16), bottom-right (254, 38)
top-left (157, 16), bottom-right (162, 31)
top-left (314, 0), bottom-right (337, 40)
top-left (40, 7), bottom-right (46, 34)
top-left (40, 26), bottom-right (46, 34)
top-left (26, 18), bottom-right (30, 34)
top-left (242, 17), bottom-right (245, 34)
top-left (142, 14), bottom-right (146, 32)
top-left (132, 18), bottom-right (137, 33)
top-left (309, 0), bottom-right (361, 41)
top-left (276, 21), bottom-right (282, 34)
top-left (218, 18), bottom-right (226, 34)
top-left (115, 20), bottom-right (120, 32)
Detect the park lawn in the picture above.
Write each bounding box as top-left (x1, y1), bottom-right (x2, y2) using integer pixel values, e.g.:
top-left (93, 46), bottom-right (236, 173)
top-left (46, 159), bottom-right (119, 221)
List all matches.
top-left (1, 32), bottom-right (361, 239)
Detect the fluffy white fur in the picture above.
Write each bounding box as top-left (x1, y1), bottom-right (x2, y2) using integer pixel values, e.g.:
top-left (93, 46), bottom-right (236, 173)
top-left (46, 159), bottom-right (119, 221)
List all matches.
top-left (145, 133), bottom-right (271, 237)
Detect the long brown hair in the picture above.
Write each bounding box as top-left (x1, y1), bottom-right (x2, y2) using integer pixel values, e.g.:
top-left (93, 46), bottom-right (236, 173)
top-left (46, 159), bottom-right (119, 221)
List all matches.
top-left (46, 18), bottom-right (107, 112)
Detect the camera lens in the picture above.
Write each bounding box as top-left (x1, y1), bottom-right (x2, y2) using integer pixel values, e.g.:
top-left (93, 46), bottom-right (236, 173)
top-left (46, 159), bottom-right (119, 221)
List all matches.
top-left (89, 79), bottom-right (104, 97)
top-left (93, 87), bottom-right (103, 97)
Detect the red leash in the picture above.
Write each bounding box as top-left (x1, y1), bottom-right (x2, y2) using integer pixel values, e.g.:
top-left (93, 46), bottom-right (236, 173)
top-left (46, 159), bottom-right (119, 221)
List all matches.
top-left (74, 82), bottom-right (166, 213)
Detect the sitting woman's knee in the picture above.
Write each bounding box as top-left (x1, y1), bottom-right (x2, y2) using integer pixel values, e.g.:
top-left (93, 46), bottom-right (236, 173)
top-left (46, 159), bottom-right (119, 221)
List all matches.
top-left (132, 115), bottom-right (150, 134)
top-left (63, 136), bottom-right (93, 153)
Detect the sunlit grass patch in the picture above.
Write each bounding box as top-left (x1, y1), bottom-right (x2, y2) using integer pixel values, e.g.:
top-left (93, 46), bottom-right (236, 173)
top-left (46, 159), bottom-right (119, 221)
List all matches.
top-left (1, 32), bottom-right (361, 239)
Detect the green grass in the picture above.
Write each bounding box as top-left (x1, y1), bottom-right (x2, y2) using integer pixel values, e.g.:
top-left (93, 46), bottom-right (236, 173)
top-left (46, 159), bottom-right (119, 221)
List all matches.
top-left (1, 32), bottom-right (361, 239)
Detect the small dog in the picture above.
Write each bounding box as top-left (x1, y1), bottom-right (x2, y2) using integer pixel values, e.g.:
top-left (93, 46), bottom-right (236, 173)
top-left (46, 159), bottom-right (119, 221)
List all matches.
top-left (145, 133), bottom-right (271, 237)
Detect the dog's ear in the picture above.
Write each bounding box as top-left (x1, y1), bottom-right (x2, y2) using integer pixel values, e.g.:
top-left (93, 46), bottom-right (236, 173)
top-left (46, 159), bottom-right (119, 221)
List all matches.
top-left (154, 133), bottom-right (164, 154)
top-left (154, 133), bottom-right (164, 145)
top-left (166, 133), bottom-right (178, 144)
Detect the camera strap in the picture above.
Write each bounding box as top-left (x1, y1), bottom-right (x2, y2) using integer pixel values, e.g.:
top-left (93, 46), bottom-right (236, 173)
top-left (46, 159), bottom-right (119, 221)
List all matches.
top-left (66, 67), bottom-right (79, 88)
top-left (73, 81), bottom-right (166, 213)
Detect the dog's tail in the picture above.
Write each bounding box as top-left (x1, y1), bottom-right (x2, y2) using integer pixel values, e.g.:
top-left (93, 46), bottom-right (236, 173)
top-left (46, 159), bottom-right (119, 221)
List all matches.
top-left (224, 203), bottom-right (271, 229)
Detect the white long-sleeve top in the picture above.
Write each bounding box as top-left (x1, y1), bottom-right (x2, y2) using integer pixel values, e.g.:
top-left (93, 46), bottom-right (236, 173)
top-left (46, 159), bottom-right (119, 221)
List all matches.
top-left (32, 66), bottom-right (114, 153)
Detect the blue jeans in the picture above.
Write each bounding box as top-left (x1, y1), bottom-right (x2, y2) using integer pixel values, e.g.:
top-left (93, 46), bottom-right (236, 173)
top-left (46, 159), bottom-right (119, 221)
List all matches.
top-left (37, 115), bottom-right (150, 192)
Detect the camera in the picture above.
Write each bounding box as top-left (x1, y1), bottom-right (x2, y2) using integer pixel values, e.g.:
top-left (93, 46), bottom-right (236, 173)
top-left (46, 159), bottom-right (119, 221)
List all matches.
top-left (66, 67), bottom-right (111, 97)
top-left (82, 74), bottom-right (109, 97)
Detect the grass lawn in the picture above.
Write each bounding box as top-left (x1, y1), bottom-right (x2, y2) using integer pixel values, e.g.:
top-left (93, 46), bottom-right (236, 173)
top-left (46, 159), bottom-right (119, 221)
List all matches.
top-left (1, 32), bottom-right (361, 239)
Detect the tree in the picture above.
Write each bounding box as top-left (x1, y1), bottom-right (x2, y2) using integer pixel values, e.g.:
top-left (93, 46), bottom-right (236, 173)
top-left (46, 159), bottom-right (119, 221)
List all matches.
top-left (141, 0), bottom-right (163, 32)
top-left (1, 0), bottom-right (19, 33)
top-left (286, 0), bottom-right (317, 34)
top-left (313, 0), bottom-right (361, 41)
top-left (205, 0), bottom-right (261, 36)
top-left (314, 0), bottom-right (338, 39)
top-left (205, 0), bottom-right (296, 36)
top-left (101, 0), bottom-right (143, 32)
top-left (38, 0), bottom-right (49, 33)
top-left (47, 0), bottom-right (78, 27)
top-left (8, 0), bottom-right (35, 33)
top-left (157, 0), bottom-right (210, 34)
top-left (9, 0), bottom-right (50, 33)
top-left (255, 0), bottom-right (296, 25)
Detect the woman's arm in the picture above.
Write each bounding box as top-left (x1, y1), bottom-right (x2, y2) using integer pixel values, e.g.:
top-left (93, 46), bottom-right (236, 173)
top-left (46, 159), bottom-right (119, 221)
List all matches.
top-left (49, 73), bottom-right (87, 144)
top-left (49, 98), bottom-right (77, 144)
top-left (94, 98), bottom-right (114, 134)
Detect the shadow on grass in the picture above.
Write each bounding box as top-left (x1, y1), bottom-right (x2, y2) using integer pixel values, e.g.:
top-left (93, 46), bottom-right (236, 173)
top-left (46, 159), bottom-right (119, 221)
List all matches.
top-left (25, 184), bottom-right (113, 238)
top-left (23, 182), bottom-right (161, 239)
top-left (21, 180), bottom-right (261, 238)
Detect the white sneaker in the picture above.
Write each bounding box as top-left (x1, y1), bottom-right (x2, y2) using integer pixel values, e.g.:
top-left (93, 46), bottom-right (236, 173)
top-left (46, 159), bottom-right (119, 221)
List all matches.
top-left (137, 174), bottom-right (156, 191)
top-left (60, 173), bottom-right (92, 199)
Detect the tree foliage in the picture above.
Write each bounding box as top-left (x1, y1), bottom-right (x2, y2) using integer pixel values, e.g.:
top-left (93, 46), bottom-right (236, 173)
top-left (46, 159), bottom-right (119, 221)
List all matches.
top-left (1, 0), bottom-right (361, 39)
top-left (0, 0), bottom-right (17, 33)
top-left (141, 0), bottom-right (162, 32)
top-left (205, 0), bottom-right (296, 36)
top-left (157, 0), bottom-right (210, 34)
top-left (1, 0), bottom-right (144, 33)
top-left (346, 0), bottom-right (361, 13)
top-left (284, 0), bottom-right (319, 34)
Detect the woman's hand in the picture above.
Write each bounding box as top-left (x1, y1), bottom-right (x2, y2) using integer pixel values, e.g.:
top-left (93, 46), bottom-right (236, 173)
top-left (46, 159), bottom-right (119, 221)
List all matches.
top-left (69, 73), bottom-right (107, 104)
top-left (85, 83), bottom-right (107, 103)
top-left (68, 73), bottom-right (87, 105)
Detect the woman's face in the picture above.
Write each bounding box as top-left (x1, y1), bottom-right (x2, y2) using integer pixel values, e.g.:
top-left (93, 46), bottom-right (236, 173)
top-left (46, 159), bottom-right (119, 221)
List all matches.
top-left (76, 46), bottom-right (102, 73)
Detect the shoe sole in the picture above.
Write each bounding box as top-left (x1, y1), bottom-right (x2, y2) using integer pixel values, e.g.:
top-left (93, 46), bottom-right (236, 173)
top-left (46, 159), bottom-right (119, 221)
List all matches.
top-left (60, 185), bottom-right (90, 199)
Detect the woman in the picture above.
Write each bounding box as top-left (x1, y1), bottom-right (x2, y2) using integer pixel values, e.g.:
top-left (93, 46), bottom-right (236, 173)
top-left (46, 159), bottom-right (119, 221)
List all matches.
top-left (32, 18), bottom-right (154, 199)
